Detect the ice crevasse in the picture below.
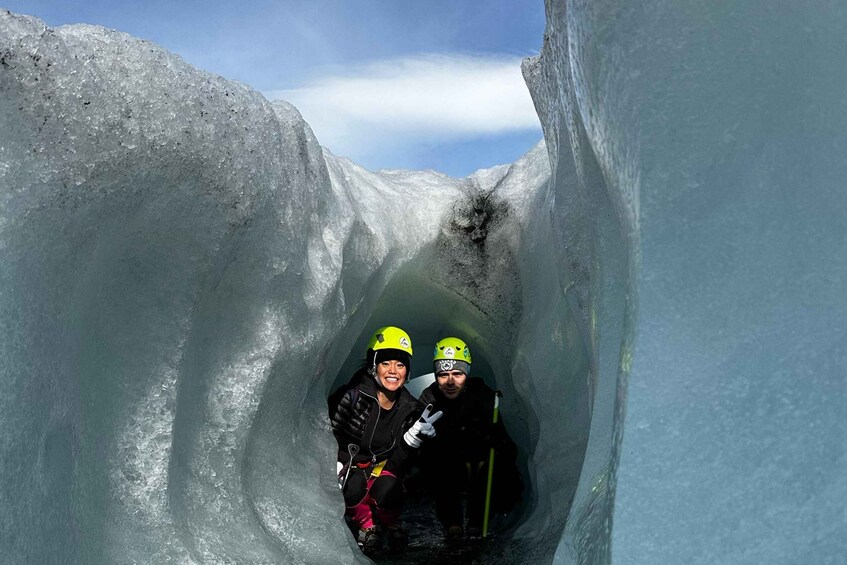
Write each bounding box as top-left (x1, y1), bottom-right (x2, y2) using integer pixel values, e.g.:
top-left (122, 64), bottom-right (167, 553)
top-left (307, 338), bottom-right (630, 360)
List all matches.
top-left (1, 2), bottom-right (846, 564)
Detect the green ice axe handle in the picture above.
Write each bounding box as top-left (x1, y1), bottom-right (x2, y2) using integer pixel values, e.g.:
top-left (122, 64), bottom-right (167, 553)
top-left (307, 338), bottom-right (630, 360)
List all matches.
top-left (482, 391), bottom-right (501, 538)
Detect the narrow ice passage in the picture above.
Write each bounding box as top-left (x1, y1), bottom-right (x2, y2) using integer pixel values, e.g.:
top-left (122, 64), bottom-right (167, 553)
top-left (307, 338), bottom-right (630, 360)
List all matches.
top-left (307, 152), bottom-right (595, 562)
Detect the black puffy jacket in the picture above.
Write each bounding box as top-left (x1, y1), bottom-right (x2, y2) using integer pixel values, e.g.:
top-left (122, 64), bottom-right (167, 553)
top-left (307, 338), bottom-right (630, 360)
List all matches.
top-left (419, 377), bottom-right (518, 464)
top-left (328, 369), bottom-right (423, 476)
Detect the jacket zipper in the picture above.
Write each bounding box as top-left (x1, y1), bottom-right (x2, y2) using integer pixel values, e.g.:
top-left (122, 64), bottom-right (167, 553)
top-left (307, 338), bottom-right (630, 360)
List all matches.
top-left (359, 390), bottom-right (396, 462)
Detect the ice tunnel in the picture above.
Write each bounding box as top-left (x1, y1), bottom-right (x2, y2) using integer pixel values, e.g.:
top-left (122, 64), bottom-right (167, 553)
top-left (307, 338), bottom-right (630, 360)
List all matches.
top-left (3, 1), bottom-right (847, 564)
top-left (0, 9), bottom-right (593, 563)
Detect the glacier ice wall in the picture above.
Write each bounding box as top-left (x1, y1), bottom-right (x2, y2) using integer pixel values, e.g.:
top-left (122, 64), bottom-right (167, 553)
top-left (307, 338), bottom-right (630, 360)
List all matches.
top-left (526, 1), bottom-right (847, 563)
top-left (1, 10), bottom-right (592, 564)
top-left (0, 12), bottom-right (353, 563)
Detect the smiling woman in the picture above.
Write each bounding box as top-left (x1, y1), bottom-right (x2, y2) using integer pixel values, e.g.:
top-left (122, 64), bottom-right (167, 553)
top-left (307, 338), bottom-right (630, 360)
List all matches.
top-left (326, 326), bottom-right (432, 556)
top-left (374, 359), bottom-right (408, 395)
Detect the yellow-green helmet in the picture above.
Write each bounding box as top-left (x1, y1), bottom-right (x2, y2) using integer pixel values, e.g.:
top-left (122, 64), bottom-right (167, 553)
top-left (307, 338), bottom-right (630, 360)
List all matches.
top-left (368, 326), bottom-right (413, 355)
top-left (367, 326), bottom-right (413, 379)
top-left (433, 337), bottom-right (472, 375)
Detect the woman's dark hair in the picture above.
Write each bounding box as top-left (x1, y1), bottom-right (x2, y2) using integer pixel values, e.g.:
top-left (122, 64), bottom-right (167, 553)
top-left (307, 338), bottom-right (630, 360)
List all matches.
top-left (361, 348), bottom-right (412, 379)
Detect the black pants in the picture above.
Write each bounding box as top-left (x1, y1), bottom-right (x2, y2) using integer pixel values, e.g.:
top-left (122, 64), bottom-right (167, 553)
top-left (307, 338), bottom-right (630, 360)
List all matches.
top-left (430, 459), bottom-right (487, 530)
top-left (343, 467), bottom-right (405, 509)
top-left (343, 467), bottom-right (406, 531)
top-left (428, 456), bottom-right (522, 530)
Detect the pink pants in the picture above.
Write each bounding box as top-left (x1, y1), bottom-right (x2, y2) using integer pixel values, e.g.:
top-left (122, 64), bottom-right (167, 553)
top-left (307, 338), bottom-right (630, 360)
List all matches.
top-left (345, 470), bottom-right (401, 530)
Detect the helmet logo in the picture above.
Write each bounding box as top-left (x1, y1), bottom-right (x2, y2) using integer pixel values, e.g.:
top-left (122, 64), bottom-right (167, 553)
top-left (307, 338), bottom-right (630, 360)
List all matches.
top-left (399, 337), bottom-right (410, 349)
top-left (444, 347), bottom-right (455, 358)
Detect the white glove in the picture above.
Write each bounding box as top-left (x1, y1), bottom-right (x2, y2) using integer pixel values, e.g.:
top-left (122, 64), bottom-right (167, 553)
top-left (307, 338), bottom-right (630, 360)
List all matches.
top-left (403, 405), bottom-right (443, 448)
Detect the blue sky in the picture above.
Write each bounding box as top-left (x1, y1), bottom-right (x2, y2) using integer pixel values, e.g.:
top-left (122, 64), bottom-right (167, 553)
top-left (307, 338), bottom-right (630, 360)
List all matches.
top-left (4, 1), bottom-right (546, 177)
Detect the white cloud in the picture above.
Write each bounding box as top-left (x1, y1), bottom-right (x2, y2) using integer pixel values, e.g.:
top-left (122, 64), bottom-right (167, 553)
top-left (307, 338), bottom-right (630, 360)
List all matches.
top-left (263, 53), bottom-right (540, 156)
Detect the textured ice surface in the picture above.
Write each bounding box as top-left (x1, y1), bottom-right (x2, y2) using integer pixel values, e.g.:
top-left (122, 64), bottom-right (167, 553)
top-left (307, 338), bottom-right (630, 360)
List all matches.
top-left (526, 1), bottom-right (847, 564)
top-left (0, 10), bottom-right (589, 564)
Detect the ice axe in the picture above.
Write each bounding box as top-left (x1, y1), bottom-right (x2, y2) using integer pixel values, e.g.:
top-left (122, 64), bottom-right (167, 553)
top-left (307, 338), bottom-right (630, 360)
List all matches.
top-left (482, 391), bottom-right (501, 538)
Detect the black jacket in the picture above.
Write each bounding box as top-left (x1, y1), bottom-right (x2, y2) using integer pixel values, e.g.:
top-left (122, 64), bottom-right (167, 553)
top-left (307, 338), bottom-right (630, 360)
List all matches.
top-left (419, 377), bottom-right (523, 513)
top-left (328, 369), bottom-right (424, 476)
top-left (419, 377), bottom-right (517, 464)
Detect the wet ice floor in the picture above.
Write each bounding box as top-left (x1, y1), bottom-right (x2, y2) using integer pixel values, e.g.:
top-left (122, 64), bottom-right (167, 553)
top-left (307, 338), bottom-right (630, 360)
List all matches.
top-left (364, 494), bottom-right (503, 565)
